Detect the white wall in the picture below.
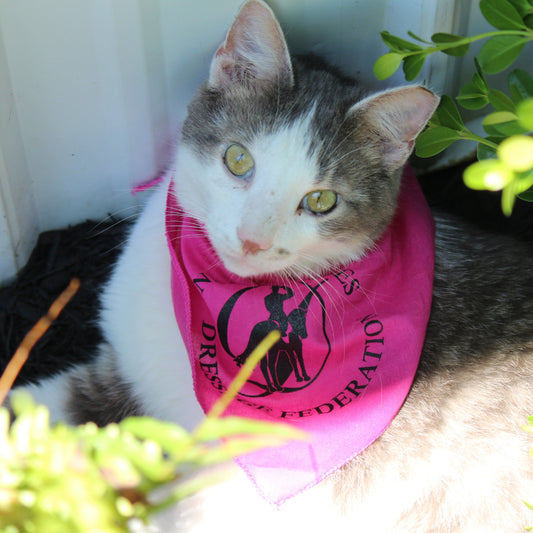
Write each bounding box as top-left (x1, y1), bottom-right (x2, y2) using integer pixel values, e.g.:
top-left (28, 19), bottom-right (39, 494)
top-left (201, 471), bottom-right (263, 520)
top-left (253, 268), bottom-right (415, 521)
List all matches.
top-left (0, 0), bottom-right (467, 283)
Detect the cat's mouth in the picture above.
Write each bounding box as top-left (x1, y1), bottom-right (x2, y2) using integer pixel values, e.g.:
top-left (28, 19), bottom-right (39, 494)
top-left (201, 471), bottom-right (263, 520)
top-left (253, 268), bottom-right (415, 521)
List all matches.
top-left (217, 247), bottom-right (292, 279)
top-left (210, 232), bottom-right (367, 281)
top-left (215, 243), bottom-right (340, 281)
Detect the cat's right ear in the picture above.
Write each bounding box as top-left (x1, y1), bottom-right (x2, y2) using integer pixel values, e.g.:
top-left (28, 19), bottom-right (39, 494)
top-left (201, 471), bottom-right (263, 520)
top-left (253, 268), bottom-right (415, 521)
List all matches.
top-left (208, 0), bottom-right (293, 92)
top-left (350, 86), bottom-right (440, 170)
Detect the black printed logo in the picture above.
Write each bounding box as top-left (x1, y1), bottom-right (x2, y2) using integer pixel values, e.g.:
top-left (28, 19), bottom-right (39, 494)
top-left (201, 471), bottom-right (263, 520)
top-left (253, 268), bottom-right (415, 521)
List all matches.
top-left (217, 282), bottom-right (331, 397)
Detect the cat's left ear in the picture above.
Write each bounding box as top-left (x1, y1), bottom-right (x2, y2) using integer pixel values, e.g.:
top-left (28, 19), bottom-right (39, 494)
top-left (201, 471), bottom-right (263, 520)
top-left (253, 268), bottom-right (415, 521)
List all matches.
top-left (350, 86), bottom-right (439, 169)
top-left (208, 0), bottom-right (293, 91)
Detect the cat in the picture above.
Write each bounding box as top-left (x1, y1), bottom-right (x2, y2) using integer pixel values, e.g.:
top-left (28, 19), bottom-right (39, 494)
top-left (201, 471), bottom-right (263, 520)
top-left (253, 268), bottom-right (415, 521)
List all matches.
top-left (14, 0), bottom-right (533, 531)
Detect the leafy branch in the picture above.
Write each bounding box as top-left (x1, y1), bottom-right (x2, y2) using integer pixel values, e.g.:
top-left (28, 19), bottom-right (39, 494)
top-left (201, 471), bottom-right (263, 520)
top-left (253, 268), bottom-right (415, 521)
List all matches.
top-left (374, 0), bottom-right (533, 81)
top-left (374, 0), bottom-right (533, 215)
top-left (1, 386), bottom-right (303, 532)
top-left (0, 281), bottom-right (304, 532)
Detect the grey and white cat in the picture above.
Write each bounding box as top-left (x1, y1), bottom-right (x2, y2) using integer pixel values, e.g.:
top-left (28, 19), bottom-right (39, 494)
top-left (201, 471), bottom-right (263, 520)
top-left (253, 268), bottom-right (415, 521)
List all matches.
top-left (17, 1), bottom-right (533, 531)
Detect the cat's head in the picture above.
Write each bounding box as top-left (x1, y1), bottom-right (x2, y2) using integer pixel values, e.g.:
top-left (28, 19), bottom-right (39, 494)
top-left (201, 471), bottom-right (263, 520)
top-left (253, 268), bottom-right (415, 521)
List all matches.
top-left (174, 0), bottom-right (439, 279)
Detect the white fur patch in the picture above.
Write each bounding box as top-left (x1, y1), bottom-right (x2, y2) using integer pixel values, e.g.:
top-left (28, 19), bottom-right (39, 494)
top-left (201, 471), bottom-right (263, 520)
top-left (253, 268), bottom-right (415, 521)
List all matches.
top-left (100, 179), bottom-right (204, 429)
top-left (175, 108), bottom-right (360, 279)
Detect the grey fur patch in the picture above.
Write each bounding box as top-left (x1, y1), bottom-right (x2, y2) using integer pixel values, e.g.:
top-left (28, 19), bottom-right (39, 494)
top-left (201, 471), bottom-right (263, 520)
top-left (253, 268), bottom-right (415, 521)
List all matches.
top-left (329, 213), bottom-right (533, 529)
top-left (66, 343), bottom-right (142, 426)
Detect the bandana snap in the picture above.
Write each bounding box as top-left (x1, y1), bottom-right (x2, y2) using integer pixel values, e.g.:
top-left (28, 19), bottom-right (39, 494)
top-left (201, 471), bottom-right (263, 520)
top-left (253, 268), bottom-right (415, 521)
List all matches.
top-left (165, 166), bottom-right (434, 504)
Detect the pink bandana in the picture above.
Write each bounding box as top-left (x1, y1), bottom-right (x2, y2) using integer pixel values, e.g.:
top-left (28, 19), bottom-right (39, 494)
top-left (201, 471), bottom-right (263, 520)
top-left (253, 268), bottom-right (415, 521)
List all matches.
top-left (165, 166), bottom-right (434, 505)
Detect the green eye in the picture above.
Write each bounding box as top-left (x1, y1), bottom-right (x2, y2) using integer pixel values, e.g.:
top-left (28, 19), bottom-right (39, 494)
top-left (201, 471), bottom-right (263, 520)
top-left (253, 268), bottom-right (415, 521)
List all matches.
top-left (301, 190), bottom-right (338, 214)
top-left (224, 143), bottom-right (255, 178)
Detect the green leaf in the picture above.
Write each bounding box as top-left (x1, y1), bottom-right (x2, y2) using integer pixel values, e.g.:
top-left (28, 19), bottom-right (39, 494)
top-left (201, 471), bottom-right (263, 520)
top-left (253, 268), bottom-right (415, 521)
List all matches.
top-left (473, 72), bottom-right (488, 93)
top-left (508, 69), bottom-right (533, 102)
top-left (474, 57), bottom-right (489, 84)
top-left (415, 126), bottom-right (462, 157)
top-left (516, 170), bottom-right (533, 194)
top-left (517, 98), bottom-right (533, 129)
top-left (524, 499), bottom-right (533, 511)
top-left (483, 111), bottom-right (528, 136)
top-left (525, 13), bottom-right (533, 30)
top-left (9, 390), bottom-right (37, 416)
top-left (380, 31), bottom-right (422, 52)
top-left (120, 417), bottom-right (190, 449)
top-left (497, 135), bottom-right (533, 170)
top-left (479, 0), bottom-right (527, 29)
top-left (435, 95), bottom-right (465, 129)
top-left (457, 82), bottom-right (490, 110)
top-left (478, 36), bottom-right (527, 74)
top-left (427, 114), bottom-right (442, 128)
top-left (463, 159), bottom-right (513, 191)
top-left (441, 45), bottom-right (470, 57)
top-left (523, 420), bottom-right (533, 432)
top-left (477, 141), bottom-right (498, 160)
top-left (518, 187), bottom-right (533, 201)
top-left (373, 52), bottom-right (404, 80)
top-left (402, 54), bottom-right (425, 81)
top-left (501, 181), bottom-right (517, 216)
top-left (431, 33), bottom-right (470, 56)
top-left (431, 32), bottom-right (464, 42)
top-left (407, 30), bottom-right (432, 44)
top-left (507, 0), bottom-right (532, 16)
top-left (488, 88), bottom-right (516, 111)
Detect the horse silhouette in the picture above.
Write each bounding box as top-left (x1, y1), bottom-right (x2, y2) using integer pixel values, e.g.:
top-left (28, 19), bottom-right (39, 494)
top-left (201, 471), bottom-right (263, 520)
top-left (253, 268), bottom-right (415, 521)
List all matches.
top-left (287, 306), bottom-right (311, 382)
top-left (234, 286), bottom-right (313, 392)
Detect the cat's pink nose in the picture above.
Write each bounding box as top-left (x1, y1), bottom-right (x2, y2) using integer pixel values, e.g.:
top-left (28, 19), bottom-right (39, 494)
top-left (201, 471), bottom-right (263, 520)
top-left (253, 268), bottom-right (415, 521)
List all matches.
top-left (241, 239), bottom-right (271, 255)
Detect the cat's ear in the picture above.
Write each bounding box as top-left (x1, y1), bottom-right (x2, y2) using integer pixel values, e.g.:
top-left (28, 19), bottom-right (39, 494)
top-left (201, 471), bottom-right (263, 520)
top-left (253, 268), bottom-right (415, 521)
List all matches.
top-left (350, 86), bottom-right (439, 169)
top-left (208, 0), bottom-right (293, 91)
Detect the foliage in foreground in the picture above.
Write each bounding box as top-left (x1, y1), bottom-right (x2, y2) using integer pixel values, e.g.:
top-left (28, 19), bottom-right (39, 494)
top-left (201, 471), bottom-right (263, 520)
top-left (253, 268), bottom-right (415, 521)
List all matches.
top-left (0, 390), bottom-right (301, 533)
top-left (374, 0), bottom-right (533, 215)
top-left (0, 285), bottom-right (301, 533)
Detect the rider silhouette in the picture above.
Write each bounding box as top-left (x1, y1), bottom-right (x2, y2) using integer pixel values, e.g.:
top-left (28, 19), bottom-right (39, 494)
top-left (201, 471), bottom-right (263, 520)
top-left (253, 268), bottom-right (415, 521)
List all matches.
top-left (233, 285), bottom-right (313, 391)
top-left (264, 286), bottom-right (294, 336)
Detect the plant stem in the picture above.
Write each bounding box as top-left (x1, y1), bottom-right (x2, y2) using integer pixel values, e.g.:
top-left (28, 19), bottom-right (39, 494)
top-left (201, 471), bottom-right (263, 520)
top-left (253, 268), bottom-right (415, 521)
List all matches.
top-left (401, 29), bottom-right (533, 58)
top-left (460, 130), bottom-right (499, 149)
top-left (203, 330), bottom-right (281, 420)
top-left (0, 278), bottom-right (80, 405)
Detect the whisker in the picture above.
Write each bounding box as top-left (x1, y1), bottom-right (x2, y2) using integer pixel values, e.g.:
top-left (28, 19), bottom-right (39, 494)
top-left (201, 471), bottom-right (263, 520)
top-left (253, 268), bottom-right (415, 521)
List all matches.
top-left (320, 113), bottom-right (351, 163)
top-left (320, 146), bottom-right (361, 175)
top-left (89, 213), bottom-right (138, 238)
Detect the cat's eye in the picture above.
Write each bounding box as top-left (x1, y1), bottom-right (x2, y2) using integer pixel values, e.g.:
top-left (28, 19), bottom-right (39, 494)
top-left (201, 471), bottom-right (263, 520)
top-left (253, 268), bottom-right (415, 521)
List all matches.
top-left (224, 143), bottom-right (255, 178)
top-left (301, 190), bottom-right (338, 215)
